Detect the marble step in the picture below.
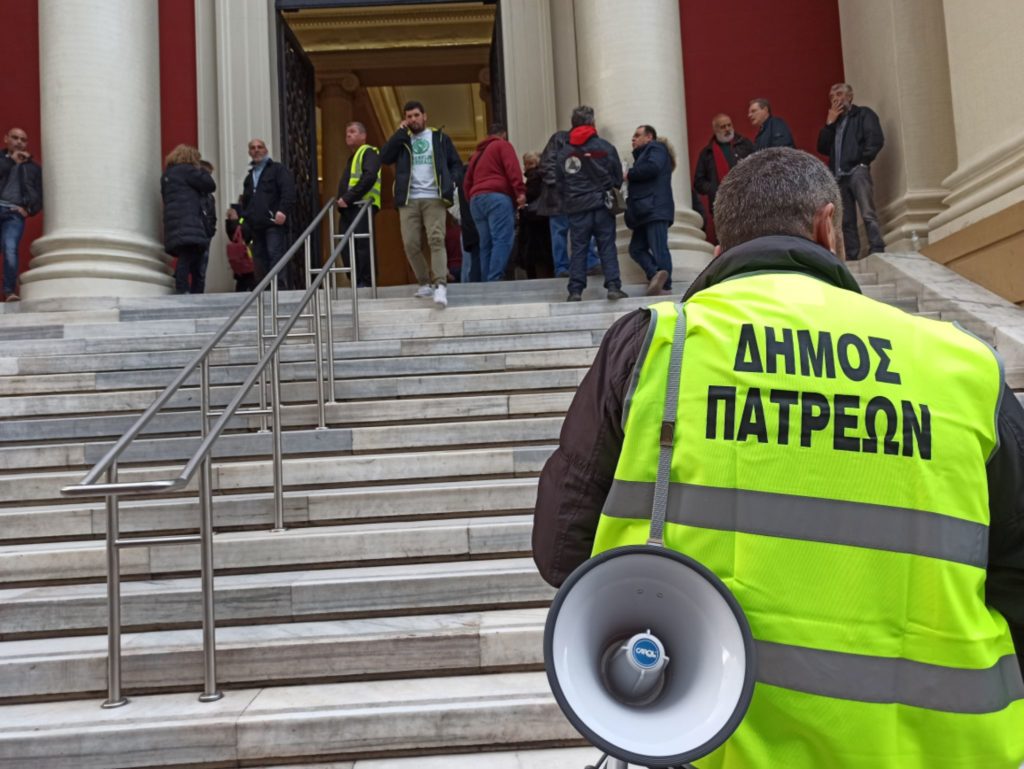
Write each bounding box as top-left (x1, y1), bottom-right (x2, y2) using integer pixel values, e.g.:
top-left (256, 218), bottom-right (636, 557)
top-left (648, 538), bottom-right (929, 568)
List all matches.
top-left (0, 557), bottom-right (554, 637)
top-left (0, 346), bottom-right (599, 398)
top-left (0, 671), bottom-right (579, 769)
top-left (0, 366), bottom-right (587, 419)
top-left (0, 514), bottom-right (534, 586)
top-left (0, 443), bottom-right (556, 505)
top-left (3, 327), bottom-right (600, 377)
top-left (260, 749), bottom-right (600, 769)
top-left (0, 415), bottom-right (563, 472)
top-left (0, 477), bottom-right (540, 544)
top-left (0, 390), bottom-right (574, 444)
top-left (0, 291), bottom-right (659, 348)
top-left (0, 607), bottom-right (547, 701)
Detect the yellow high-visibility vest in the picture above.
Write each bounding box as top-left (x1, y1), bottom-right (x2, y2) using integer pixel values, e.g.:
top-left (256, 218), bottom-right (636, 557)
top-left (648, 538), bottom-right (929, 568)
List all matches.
top-left (593, 273), bottom-right (1024, 769)
top-left (348, 144), bottom-right (381, 208)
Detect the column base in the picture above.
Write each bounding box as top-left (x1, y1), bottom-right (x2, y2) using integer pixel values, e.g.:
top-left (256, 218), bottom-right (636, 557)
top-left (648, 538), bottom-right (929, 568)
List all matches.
top-left (879, 188), bottom-right (947, 252)
top-left (22, 231), bottom-right (174, 300)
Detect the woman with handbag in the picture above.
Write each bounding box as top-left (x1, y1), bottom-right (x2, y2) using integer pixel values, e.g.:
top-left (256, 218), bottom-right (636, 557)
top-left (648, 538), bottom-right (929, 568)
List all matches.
top-left (161, 144), bottom-right (216, 294)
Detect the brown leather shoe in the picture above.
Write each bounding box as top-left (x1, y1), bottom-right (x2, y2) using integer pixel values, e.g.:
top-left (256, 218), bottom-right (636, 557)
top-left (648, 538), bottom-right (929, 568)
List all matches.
top-left (646, 270), bottom-right (669, 296)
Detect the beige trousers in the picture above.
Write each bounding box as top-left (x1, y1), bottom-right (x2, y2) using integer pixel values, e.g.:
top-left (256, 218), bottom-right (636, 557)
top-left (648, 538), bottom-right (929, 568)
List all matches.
top-left (398, 197), bottom-right (449, 286)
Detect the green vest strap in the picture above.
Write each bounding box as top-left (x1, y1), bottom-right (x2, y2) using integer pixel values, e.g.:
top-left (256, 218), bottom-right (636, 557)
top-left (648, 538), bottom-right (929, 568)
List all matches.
top-left (604, 479), bottom-right (989, 567)
top-left (757, 642), bottom-right (1024, 714)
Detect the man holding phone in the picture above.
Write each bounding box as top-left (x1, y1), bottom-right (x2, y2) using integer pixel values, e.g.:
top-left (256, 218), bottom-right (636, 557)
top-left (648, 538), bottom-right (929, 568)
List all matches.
top-left (0, 127), bottom-right (43, 301)
top-left (817, 83), bottom-right (885, 260)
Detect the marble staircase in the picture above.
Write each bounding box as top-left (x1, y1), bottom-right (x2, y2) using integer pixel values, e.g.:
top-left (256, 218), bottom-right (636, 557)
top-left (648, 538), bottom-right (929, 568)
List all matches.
top-left (0, 260), bottom-right (1021, 768)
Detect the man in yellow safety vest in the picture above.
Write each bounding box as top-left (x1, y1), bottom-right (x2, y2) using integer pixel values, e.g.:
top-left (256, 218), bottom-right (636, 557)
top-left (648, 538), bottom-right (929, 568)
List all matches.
top-left (533, 147), bottom-right (1024, 769)
top-left (336, 121), bottom-right (381, 288)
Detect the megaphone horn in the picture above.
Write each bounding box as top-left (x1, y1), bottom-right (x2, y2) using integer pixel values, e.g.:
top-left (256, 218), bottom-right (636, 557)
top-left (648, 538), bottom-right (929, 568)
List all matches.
top-left (544, 545), bottom-right (756, 768)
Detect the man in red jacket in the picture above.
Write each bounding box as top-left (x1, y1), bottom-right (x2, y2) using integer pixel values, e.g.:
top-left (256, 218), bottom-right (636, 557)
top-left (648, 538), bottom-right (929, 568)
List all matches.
top-left (463, 123), bottom-right (526, 282)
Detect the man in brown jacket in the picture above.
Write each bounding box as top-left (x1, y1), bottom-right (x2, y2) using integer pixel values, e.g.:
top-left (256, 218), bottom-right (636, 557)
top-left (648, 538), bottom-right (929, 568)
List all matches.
top-left (531, 150), bottom-right (1024, 679)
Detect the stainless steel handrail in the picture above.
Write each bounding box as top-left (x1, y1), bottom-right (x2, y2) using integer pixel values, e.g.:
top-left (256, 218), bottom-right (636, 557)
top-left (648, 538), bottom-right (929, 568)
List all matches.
top-left (61, 199), bottom-right (374, 708)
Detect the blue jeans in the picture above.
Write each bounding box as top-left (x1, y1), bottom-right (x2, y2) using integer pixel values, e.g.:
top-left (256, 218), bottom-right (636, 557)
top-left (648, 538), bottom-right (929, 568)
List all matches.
top-left (567, 209), bottom-right (619, 296)
top-left (628, 220), bottom-right (672, 290)
top-left (470, 193), bottom-right (516, 281)
top-left (0, 207), bottom-right (26, 295)
top-left (550, 214), bottom-right (599, 275)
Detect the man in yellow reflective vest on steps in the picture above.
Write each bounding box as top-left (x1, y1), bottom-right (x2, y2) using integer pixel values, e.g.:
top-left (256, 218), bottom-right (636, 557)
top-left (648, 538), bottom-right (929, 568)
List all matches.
top-left (533, 147), bottom-right (1024, 768)
top-left (336, 121), bottom-right (381, 289)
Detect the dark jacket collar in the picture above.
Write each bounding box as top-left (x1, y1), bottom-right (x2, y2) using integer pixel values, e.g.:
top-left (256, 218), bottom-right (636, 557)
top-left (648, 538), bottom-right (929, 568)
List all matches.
top-left (682, 235), bottom-right (861, 300)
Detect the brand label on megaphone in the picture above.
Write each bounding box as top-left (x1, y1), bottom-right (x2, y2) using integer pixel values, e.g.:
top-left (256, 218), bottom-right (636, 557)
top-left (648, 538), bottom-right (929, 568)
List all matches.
top-left (631, 637), bottom-right (661, 668)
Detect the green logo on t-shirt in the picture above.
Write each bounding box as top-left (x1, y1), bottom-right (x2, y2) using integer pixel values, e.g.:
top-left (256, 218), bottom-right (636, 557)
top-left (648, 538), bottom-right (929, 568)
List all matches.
top-left (412, 138), bottom-right (431, 164)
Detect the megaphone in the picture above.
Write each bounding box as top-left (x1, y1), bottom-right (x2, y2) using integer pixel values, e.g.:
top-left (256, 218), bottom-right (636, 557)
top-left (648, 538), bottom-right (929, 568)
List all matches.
top-left (544, 545), bottom-right (755, 768)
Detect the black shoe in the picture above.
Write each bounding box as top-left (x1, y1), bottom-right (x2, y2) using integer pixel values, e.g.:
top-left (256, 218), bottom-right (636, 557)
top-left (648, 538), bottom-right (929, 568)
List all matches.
top-left (607, 288), bottom-right (628, 300)
top-left (556, 270), bottom-right (570, 278)
top-left (567, 293), bottom-right (582, 302)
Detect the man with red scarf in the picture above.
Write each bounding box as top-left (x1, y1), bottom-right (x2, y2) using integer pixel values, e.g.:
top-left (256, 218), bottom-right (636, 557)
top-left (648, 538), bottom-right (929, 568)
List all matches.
top-left (693, 113), bottom-right (755, 241)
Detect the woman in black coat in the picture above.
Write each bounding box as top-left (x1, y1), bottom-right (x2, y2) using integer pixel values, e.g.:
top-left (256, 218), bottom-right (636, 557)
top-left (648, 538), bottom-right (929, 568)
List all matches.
top-left (161, 144), bottom-right (216, 294)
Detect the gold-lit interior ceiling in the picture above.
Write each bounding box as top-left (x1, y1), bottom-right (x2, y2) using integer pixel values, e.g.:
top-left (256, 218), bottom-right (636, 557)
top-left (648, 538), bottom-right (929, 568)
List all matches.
top-left (285, 2), bottom-right (495, 160)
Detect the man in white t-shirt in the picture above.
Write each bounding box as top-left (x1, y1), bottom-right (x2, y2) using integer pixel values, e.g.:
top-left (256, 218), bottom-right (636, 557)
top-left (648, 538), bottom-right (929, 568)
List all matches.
top-left (381, 100), bottom-right (464, 307)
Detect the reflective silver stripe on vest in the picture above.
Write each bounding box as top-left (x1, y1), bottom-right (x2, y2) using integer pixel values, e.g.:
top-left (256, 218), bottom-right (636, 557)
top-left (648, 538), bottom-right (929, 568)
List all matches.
top-left (756, 641), bottom-right (1024, 714)
top-left (604, 481), bottom-right (988, 568)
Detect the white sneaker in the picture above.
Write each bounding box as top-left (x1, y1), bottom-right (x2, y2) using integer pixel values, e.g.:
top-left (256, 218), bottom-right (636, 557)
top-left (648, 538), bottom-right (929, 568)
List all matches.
top-left (414, 285), bottom-right (433, 298)
top-left (432, 284), bottom-right (448, 308)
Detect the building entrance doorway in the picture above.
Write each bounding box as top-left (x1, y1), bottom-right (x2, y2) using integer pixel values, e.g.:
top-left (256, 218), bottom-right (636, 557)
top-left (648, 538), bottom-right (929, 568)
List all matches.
top-left (277, 1), bottom-right (503, 286)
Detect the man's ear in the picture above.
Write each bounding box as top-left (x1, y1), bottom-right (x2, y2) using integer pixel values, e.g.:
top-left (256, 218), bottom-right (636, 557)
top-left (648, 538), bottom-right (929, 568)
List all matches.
top-left (713, 244), bottom-right (722, 258)
top-left (812, 202), bottom-right (837, 255)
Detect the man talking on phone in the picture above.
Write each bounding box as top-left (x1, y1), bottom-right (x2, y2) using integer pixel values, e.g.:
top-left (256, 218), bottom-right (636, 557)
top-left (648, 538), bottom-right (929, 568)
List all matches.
top-left (0, 127), bottom-right (43, 302)
top-left (817, 83), bottom-right (885, 260)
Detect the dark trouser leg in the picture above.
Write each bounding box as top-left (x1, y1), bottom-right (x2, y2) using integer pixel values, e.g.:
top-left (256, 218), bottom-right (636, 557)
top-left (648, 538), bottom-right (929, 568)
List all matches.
top-left (340, 206), bottom-right (375, 287)
top-left (192, 246), bottom-right (208, 294)
top-left (628, 225), bottom-right (656, 279)
top-left (839, 177), bottom-right (861, 260)
top-left (264, 225), bottom-right (290, 289)
top-left (173, 253), bottom-right (192, 294)
top-left (848, 165), bottom-right (885, 253)
top-left (592, 210), bottom-right (620, 289)
top-left (567, 212), bottom-right (593, 296)
top-left (250, 230), bottom-right (270, 284)
top-left (646, 220), bottom-right (672, 290)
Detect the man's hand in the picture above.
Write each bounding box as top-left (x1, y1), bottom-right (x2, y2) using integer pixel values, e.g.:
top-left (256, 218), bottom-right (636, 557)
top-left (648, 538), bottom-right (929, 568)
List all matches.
top-left (337, 198), bottom-right (349, 209)
top-left (12, 151), bottom-right (29, 164)
top-left (14, 206), bottom-right (28, 218)
top-left (516, 194), bottom-right (526, 209)
top-left (273, 211), bottom-right (286, 226)
top-left (826, 101), bottom-right (845, 126)
top-left (398, 119), bottom-right (409, 131)
top-left (226, 208), bottom-right (239, 221)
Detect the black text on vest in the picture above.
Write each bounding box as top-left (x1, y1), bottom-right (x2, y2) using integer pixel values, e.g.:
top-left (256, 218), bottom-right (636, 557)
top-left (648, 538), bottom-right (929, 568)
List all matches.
top-left (706, 324), bottom-right (932, 459)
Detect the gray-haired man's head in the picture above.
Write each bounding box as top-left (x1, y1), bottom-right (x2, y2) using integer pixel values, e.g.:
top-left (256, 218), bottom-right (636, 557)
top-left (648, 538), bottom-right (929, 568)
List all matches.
top-left (714, 147), bottom-right (844, 258)
top-left (570, 105), bottom-right (595, 128)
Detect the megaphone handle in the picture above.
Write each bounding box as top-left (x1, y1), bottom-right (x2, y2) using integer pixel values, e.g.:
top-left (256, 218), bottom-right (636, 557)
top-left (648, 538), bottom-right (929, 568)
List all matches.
top-left (647, 304), bottom-right (688, 547)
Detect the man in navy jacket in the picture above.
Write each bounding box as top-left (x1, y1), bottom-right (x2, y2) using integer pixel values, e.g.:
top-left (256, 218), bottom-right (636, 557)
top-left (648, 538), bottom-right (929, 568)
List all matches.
top-left (624, 125), bottom-right (675, 295)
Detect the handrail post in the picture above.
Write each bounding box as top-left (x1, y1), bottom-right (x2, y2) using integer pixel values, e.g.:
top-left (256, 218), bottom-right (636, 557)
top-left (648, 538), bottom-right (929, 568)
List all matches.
top-left (324, 268), bottom-right (337, 404)
top-left (198, 357), bottom-right (222, 702)
top-left (256, 292), bottom-right (269, 433)
top-left (102, 463), bottom-right (128, 708)
top-left (270, 345), bottom-right (286, 532)
top-left (368, 202), bottom-right (378, 299)
top-left (349, 232), bottom-right (360, 342)
top-left (310, 283), bottom-right (327, 430)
